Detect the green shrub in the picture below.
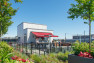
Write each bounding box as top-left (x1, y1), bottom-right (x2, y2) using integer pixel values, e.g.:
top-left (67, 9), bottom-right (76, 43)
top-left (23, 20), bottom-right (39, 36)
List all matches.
top-left (72, 41), bottom-right (94, 58)
top-left (30, 52), bottom-right (70, 63)
top-left (0, 41), bottom-right (13, 63)
top-left (30, 51), bottom-right (72, 63)
top-left (31, 54), bottom-right (41, 63)
top-left (56, 51), bottom-right (72, 62)
top-left (0, 41), bottom-right (33, 63)
top-left (3, 58), bottom-right (17, 63)
top-left (12, 50), bottom-right (29, 59)
top-left (90, 42), bottom-right (94, 57)
top-left (3, 58), bottom-right (34, 63)
top-left (72, 42), bottom-right (89, 55)
top-left (0, 41), bottom-right (13, 53)
top-left (49, 53), bottom-right (56, 58)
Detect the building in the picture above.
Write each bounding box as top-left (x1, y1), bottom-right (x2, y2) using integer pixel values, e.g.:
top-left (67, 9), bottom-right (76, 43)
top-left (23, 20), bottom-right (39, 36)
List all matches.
top-left (2, 37), bottom-right (18, 42)
top-left (64, 34), bottom-right (94, 43)
top-left (17, 22), bottom-right (58, 43)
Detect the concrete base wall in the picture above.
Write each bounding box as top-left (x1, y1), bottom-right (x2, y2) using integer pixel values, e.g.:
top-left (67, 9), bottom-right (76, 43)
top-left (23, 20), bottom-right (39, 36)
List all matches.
top-left (68, 54), bottom-right (94, 63)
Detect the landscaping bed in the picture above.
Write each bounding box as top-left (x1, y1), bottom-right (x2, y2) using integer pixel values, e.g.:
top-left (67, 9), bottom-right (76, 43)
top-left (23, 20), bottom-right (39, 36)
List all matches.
top-left (0, 41), bottom-right (74, 63)
top-left (30, 51), bottom-right (73, 63)
top-left (0, 41), bottom-right (34, 63)
top-left (68, 41), bottom-right (94, 63)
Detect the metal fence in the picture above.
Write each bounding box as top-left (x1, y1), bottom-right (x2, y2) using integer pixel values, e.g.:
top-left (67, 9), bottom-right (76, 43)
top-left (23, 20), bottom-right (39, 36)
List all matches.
top-left (8, 42), bottom-right (73, 55)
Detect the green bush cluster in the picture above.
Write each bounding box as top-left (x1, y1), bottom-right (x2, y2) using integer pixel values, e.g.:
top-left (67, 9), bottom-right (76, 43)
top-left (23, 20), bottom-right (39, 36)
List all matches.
top-left (0, 41), bottom-right (13, 53)
top-left (2, 58), bottom-right (22, 63)
top-left (90, 42), bottom-right (94, 57)
top-left (3, 58), bottom-right (34, 63)
top-left (31, 54), bottom-right (41, 63)
top-left (30, 51), bottom-right (73, 63)
top-left (72, 42), bottom-right (89, 55)
top-left (72, 41), bottom-right (94, 57)
top-left (0, 41), bottom-right (33, 63)
top-left (56, 51), bottom-right (72, 62)
top-left (0, 41), bottom-right (14, 63)
top-left (12, 50), bottom-right (29, 59)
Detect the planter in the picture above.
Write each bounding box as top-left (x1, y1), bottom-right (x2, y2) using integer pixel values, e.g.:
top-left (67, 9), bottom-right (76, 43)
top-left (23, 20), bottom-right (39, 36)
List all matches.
top-left (68, 54), bottom-right (94, 63)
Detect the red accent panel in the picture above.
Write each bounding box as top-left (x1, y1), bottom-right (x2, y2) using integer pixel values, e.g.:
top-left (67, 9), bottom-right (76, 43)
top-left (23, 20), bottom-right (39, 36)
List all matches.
top-left (32, 32), bottom-right (58, 37)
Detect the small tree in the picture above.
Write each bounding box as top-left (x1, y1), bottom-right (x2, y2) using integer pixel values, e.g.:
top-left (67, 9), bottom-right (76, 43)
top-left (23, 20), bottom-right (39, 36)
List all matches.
top-left (0, 0), bottom-right (22, 37)
top-left (68, 0), bottom-right (94, 50)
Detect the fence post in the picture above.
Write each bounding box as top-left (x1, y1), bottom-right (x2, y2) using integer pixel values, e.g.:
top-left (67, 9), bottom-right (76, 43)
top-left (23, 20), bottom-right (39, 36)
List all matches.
top-left (44, 43), bottom-right (46, 55)
top-left (56, 43), bottom-right (57, 52)
top-left (61, 46), bottom-right (62, 52)
top-left (64, 49), bottom-right (65, 53)
top-left (67, 46), bottom-right (68, 51)
top-left (59, 42), bottom-right (60, 51)
top-left (39, 44), bottom-right (40, 55)
top-left (22, 43), bottom-right (24, 53)
top-left (31, 43), bottom-right (32, 54)
top-left (16, 43), bottom-right (18, 50)
top-left (19, 44), bottom-right (20, 51)
top-left (26, 43), bottom-right (27, 54)
top-left (50, 43), bottom-right (51, 53)
top-left (54, 43), bottom-right (55, 52)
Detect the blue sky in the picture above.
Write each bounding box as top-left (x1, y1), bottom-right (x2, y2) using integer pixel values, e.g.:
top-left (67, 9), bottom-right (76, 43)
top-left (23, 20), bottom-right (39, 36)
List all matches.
top-left (3, 0), bottom-right (94, 39)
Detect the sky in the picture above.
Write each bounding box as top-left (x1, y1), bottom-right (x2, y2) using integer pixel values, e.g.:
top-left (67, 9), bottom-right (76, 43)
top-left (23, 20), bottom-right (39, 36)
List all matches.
top-left (3, 0), bottom-right (94, 39)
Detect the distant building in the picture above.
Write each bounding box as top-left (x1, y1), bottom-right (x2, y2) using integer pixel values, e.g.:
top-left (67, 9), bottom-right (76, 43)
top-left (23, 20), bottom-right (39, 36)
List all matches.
top-left (17, 22), bottom-right (58, 43)
top-left (73, 34), bottom-right (94, 40)
top-left (65, 34), bottom-right (94, 43)
top-left (2, 37), bottom-right (18, 42)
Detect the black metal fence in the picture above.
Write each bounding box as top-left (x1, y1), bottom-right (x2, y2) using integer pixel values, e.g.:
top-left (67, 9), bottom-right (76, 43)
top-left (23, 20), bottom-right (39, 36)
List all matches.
top-left (8, 42), bottom-right (73, 55)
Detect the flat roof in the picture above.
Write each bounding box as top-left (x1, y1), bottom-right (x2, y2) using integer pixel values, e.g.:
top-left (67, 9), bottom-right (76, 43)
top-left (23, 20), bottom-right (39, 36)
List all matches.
top-left (24, 28), bottom-right (53, 31)
top-left (17, 22), bottom-right (47, 27)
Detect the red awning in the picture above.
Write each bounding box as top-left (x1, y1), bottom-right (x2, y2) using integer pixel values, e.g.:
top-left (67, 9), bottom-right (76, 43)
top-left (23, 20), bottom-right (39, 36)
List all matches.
top-left (32, 32), bottom-right (58, 37)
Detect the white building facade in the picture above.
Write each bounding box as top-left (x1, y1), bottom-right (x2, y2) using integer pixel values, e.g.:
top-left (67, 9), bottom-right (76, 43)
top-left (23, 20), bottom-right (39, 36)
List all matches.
top-left (17, 22), bottom-right (58, 43)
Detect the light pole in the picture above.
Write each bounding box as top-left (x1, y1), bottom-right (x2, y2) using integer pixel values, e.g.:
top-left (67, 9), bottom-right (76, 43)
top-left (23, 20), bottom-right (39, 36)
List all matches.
top-left (65, 33), bottom-right (66, 43)
top-left (80, 35), bottom-right (81, 44)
